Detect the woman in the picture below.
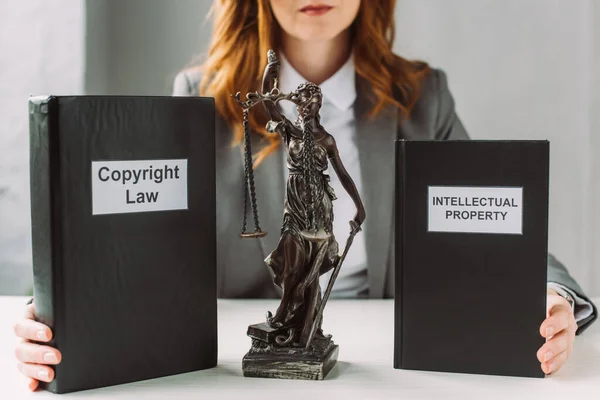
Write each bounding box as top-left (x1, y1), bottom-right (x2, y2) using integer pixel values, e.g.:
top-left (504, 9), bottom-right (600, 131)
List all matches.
top-left (13, 0), bottom-right (597, 390)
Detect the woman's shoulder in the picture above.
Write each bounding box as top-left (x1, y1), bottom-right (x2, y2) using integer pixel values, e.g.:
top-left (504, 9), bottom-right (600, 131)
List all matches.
top-left (172, 67), bottom-right (203, 96)
top-left (414, 66), bottom-right (452, 105)
top-left (405, 65), bottom-right (470, 140)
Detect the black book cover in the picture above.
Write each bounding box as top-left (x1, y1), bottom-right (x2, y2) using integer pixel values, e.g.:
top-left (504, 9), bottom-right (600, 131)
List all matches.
top-left (394, 140), bottom-right (548, 378)
top-left (28, 95), bottom-right (217, 393)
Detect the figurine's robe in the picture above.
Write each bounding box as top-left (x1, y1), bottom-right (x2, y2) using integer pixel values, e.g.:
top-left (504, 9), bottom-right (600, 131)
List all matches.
top-left (264, 126), bottom-right (339, 339)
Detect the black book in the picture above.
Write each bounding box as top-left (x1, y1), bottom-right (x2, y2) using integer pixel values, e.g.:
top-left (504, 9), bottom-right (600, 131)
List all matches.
top-left (29, 95), bottom-right (217, 393)
top-left (394, 140), bottom-right (548, 378)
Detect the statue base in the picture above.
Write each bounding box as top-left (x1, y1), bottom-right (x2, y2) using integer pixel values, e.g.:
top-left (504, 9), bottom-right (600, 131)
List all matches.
top-left (242, 322), bottom-right (338, 380)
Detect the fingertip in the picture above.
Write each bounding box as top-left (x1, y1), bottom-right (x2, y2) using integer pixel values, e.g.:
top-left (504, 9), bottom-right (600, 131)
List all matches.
top-left (536, 348), bottom-right (544, 363)
top-left (37, 326), bottom-right (53, 342)
top-left (36, 367), bottom-right (54, 383)
top-left (50, 349), bottom-right (63, 365)
top-left (28, 378), bottom-right (39, 391)
top-left (541, 362), bottom-right (551, 375)
top-left (45, 326), bottom-right (54, 341)
top-left (539, 323), bottom-right (546, 338)
top-left (539, 319), bottom-right (559, 339)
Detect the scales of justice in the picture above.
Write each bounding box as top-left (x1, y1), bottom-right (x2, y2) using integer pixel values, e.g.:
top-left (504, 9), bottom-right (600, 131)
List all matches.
top-left (232, 50), bottom-right (366, 380)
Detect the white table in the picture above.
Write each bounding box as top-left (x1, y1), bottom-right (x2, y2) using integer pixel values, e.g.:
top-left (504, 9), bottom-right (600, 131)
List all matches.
top-left (1, 296), bottom-right (599, 399)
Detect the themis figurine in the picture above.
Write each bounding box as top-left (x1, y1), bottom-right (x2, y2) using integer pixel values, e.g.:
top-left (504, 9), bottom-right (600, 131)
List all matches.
top-left (233, 50), bottom-right (366, 380)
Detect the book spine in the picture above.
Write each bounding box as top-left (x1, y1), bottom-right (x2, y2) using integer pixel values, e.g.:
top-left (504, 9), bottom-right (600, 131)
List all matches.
top-left (393, 140), bottom-right (407, 369)
top-left (28, 96), bottom-right (63, 393)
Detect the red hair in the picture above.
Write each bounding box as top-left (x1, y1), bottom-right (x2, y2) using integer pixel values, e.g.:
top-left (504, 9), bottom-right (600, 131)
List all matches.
top-left (196, 0), bottom-right (430, 165)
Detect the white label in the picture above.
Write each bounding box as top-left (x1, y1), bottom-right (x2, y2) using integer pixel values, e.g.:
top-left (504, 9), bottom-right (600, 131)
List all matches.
top-left (92, 159), bottom-right (188, 215)
top-left (428, 186), bottom-right (523, 234)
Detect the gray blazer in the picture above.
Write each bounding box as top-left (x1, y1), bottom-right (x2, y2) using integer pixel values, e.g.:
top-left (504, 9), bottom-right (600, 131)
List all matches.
top-left (173, 67), bottom-right (597, 333)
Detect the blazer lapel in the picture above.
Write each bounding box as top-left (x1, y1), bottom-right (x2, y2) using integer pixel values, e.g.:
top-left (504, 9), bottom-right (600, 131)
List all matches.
top-left (355, 77), bottom-right (398, 298)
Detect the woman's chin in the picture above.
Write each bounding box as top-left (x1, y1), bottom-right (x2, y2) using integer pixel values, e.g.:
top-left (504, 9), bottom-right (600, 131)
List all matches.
top-left (286, 25), bottom-right (345, 43)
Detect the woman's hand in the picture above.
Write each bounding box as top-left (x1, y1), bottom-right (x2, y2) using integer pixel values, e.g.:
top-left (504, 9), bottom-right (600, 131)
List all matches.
top-left (537, 289), bottom-right (577, 375)
top-left (13, 302), bottom-right (62, 391)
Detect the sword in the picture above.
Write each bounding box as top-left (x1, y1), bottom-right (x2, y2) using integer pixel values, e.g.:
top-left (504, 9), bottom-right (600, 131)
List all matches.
top-left (305, 220), bottom-right (362, 348)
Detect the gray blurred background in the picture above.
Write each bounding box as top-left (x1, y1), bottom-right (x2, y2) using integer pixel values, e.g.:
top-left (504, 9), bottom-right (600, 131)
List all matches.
top-left (1, 0), bottom-right (599, 296)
